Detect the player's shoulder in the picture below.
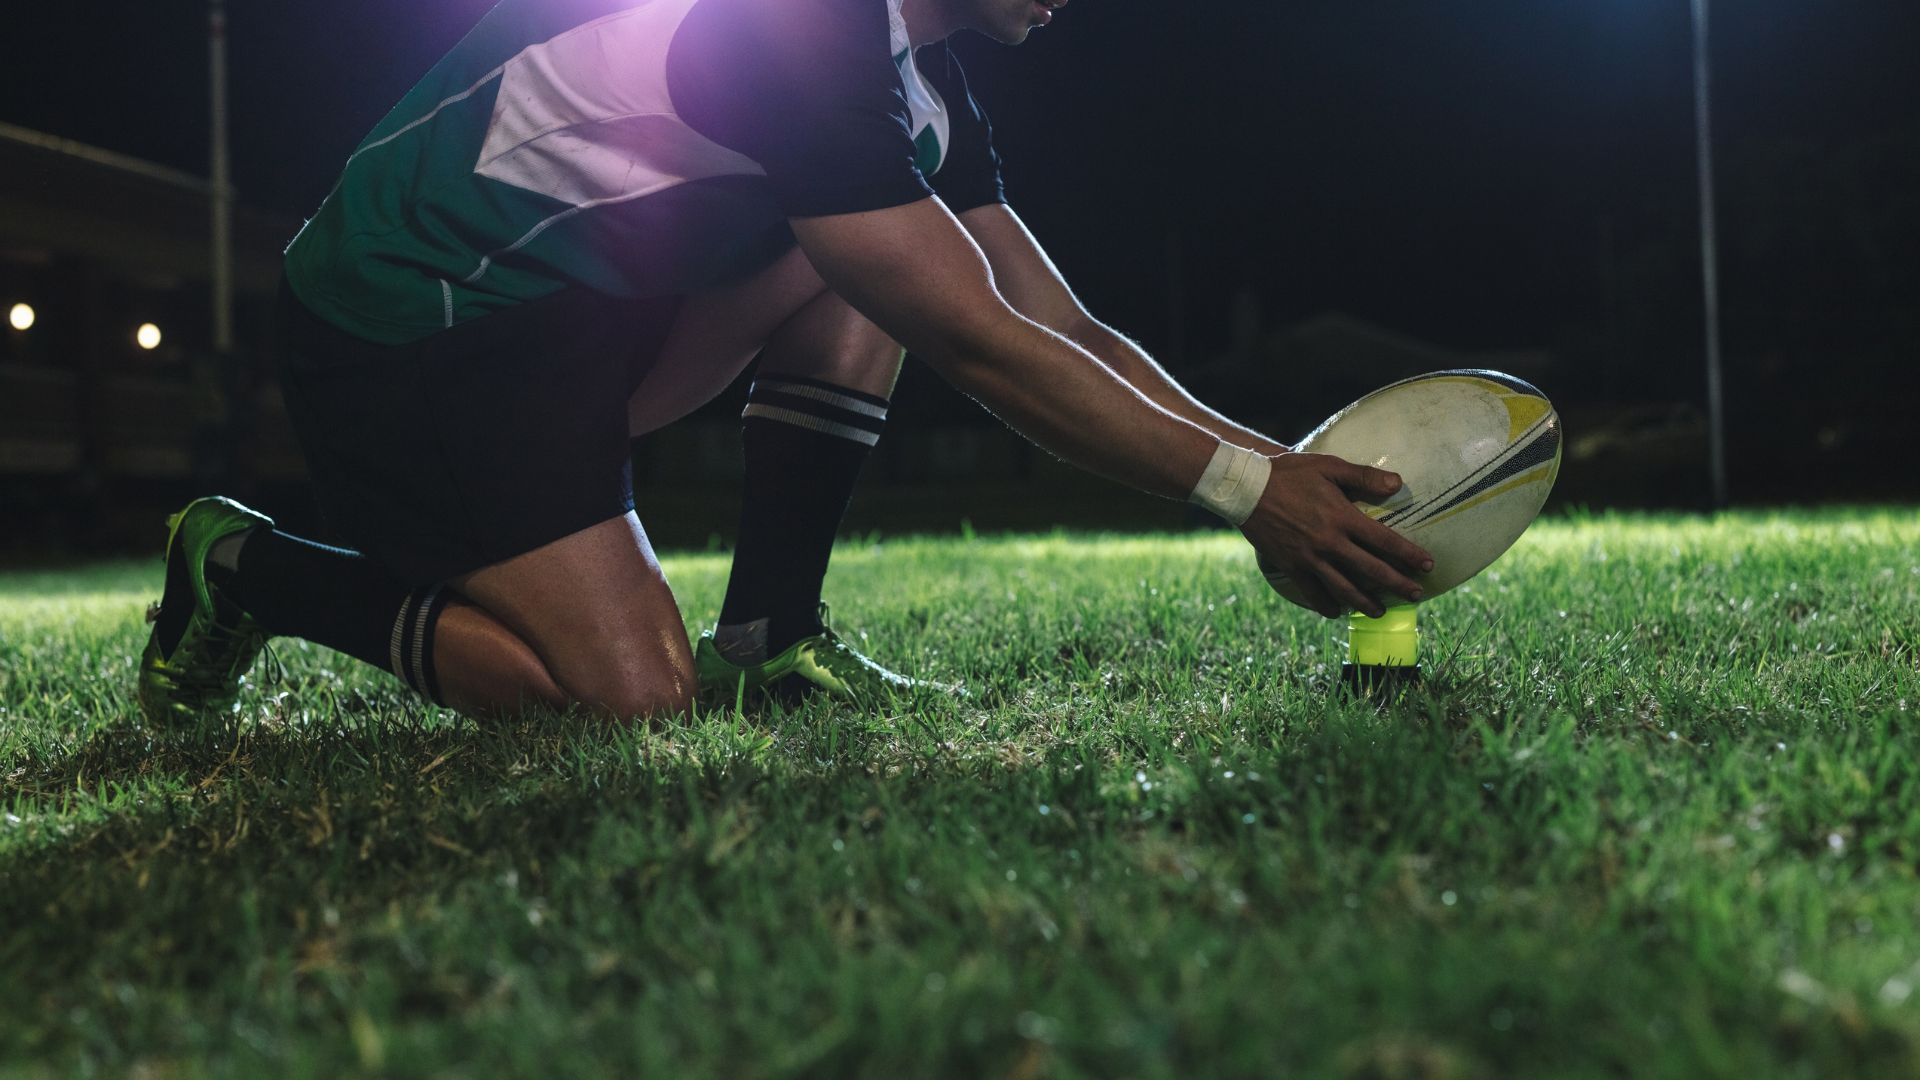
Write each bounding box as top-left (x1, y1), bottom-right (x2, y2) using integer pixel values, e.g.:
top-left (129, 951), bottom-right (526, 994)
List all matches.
top-left (669, 0), bottom-right (898, 97)
top-left (682, 0), bottom-right (893, 34)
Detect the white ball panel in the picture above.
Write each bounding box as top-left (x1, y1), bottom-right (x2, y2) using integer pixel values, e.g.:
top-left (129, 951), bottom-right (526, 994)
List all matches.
top-left (1262, 371), bottom-right (1561, 609)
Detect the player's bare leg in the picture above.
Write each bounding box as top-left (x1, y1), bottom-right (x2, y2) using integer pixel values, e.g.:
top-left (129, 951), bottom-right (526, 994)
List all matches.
top-left (755, 288), bottom-right (905, 399)
top-left (141, 245), bottom-right (858, 729)
top-left (438, 247), bottom-right (857, 718)
top-left (619, 246), bottom-right (941, 701)
top-left (451, 513), bottom-right (695, 722)
top-left (624, 244), bottom-right (843, 438)
top-left (712, 290), bottom-right (900, 661)
top-left (430, 598), bottom-right (569, 718)
top-left (138, 498), bottom-right (571, 725)
top-left (698, 287), bottom-right (957, 702)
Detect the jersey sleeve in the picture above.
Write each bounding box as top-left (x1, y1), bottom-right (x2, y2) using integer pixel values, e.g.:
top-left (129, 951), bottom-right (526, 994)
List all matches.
top-left (667, 0), bottom-right (934, 218)
top-left (919, 45), bottom-right (1007, 213)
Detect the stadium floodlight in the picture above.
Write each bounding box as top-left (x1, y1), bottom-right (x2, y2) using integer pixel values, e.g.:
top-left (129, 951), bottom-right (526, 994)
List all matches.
top-left (7, 303), bottom-right (33, 331)
top-left (136, 323), bottom-right (164, 350)
top-left (1690, 0), bottom-right (1727, 509)
top-left (208, 0), bottom-right (235, 356)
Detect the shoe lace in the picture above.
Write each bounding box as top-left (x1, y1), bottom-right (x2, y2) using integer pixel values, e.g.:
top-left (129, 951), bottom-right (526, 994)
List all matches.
top-left (257, 638), bottom-right (287, 690)
top-left (161, 599), bottom-right (270, 703)
top-left (811, 603), bottom-right (962, 700)
top-left (811, 604), bottom-right (862, 661)
top-left (807, 608), bottom-right (917, 691)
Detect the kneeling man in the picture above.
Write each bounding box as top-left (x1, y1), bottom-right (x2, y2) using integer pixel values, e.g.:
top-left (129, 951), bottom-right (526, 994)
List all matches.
top-left (138, 0), bottom-right (1430, 723)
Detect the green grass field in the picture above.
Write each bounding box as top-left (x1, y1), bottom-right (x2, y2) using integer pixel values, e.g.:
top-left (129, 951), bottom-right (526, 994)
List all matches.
top-left (3, 509), bottom-right (1918, 1077)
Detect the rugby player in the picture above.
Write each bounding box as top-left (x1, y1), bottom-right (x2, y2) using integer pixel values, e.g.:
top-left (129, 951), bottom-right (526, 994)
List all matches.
top-left (138, 0), bottom-right (1432, 723)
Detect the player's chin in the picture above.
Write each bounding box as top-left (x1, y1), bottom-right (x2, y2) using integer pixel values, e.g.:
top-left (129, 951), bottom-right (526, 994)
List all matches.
top-left (984, 11), bottom-right (1047, 44)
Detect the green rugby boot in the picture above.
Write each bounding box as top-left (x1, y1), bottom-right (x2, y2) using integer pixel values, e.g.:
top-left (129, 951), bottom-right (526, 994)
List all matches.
top-left (136, 496), bottom-right (274, 727)
top-left (695, 604), bottom-right (958, 706)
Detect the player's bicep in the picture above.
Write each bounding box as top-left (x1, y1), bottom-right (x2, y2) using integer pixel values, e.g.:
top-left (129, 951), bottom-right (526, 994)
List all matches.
top-left (790, 198), bottom-right (1015, 366)
top-left (957, 204), bottom-right (1090, 333)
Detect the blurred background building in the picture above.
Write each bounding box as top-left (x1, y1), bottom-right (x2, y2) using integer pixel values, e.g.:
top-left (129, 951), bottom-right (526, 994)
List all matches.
top-left (0, 123), bottom-right (306, 552)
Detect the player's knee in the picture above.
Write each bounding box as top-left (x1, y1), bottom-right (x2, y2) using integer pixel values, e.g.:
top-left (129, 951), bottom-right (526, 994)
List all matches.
top-left (828, 326), bottom-right (904, 387)
top-left (564, 656), bottom-right (695, 724)
top-left (763, 299), bottom-right (903, 393)
top-left (500, 648), bottom-right (569, 712)
top-left (584, 682), bottom-right (694, 724)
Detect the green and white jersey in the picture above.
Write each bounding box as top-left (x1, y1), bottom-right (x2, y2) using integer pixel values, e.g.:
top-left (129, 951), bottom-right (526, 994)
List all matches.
top-left (284, 0), bottom-right (1004, 346)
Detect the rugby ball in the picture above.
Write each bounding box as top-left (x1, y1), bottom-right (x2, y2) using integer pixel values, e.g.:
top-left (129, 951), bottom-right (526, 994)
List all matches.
top-left (1263, 369), bottom-right (1562, 607)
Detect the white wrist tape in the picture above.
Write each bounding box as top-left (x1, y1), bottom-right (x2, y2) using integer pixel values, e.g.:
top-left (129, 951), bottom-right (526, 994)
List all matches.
top-left (1189, 442), bottom-right (1272, 526)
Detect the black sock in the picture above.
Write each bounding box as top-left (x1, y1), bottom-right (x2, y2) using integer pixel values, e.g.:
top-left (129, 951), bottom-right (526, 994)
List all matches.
top-left (718, 376), bottom-right (886, 654)
top-left (212, 529), bottom-right (451, 704)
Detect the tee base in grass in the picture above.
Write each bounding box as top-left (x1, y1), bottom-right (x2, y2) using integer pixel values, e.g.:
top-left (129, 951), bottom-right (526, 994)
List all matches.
top-left (1340, 661), bottom-right (1424, 699)
top-left (1339, 605), bottom-right (1421, 701)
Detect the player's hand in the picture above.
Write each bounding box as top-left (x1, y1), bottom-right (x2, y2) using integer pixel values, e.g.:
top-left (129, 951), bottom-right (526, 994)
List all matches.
top-left (1243, 452), bottom-right (1435, 619)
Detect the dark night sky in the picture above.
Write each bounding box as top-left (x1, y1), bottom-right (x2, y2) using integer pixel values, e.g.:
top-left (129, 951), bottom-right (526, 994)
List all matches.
top-left (4, 2), bottom-right (1916, 404)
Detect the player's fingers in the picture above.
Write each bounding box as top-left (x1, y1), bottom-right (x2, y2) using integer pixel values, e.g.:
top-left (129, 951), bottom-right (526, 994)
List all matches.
top-left (1279, 565), bottom-right (1342, 620)
top-left (1313, 559), bottom-right (1379, 620)
top-left (1321, 458), bottom-right (1404, 502)
top-left (1337, 544), bottom-right (1423, 606)
top-left (1354, 516), bottom-right (1434, 575)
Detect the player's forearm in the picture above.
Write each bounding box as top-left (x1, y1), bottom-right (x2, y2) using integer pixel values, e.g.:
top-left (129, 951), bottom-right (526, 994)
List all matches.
top-left (1068, 317), bottom-right (1291, 455)
top-left (922, 314), bottom-right (1222, 501)
top-left (791, 202), bottom-right (1231, 501)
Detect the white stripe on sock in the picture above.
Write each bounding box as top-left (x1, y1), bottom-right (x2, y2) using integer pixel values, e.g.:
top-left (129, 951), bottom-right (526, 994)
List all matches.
top-left (409, 586), bottom-right (442, 699)
top-left (755, 380), bottom-right (888, 420)
top-left (742, 404), bottom-right (881, 446)
top-left (388, 596), bottom-right (414, 683)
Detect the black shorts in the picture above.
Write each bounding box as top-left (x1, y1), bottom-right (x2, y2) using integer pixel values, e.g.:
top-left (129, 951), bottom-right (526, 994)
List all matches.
top-left (276, 282), bottom-right (682, 585)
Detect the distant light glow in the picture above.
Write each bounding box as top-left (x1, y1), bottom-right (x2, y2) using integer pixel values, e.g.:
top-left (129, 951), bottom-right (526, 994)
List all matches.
top-left (7, 303), bottom-right (32, 331)
top-left (136, 323), bottom-right (163, 350)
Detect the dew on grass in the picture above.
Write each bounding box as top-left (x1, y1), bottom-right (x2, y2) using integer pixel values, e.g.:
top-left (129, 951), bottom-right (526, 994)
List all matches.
top-left (1015, 1011), bottom-right (1060, 1042)
top-left (1778, 968), bottom-right (1826, 1004)
top-left (831, 838), bottom-right (845, 853)
top-left (1241, 814), bottom-right (1257, 825)
top-left (1223, 771), bottom-right (1235, 779)
top-left (1881, 978), bottom-right (1913, 1006)
top-left (1037, 804), bottom-right (1050, 816)
top-left (1441, 890), bottom-right (1458, 907)
top-left (923, 972), bottom-right (946, 994)
top-left (1827, 833), bottom-right (1845, 853)
top-left (1006, 869), bottom-right (1018, 883)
